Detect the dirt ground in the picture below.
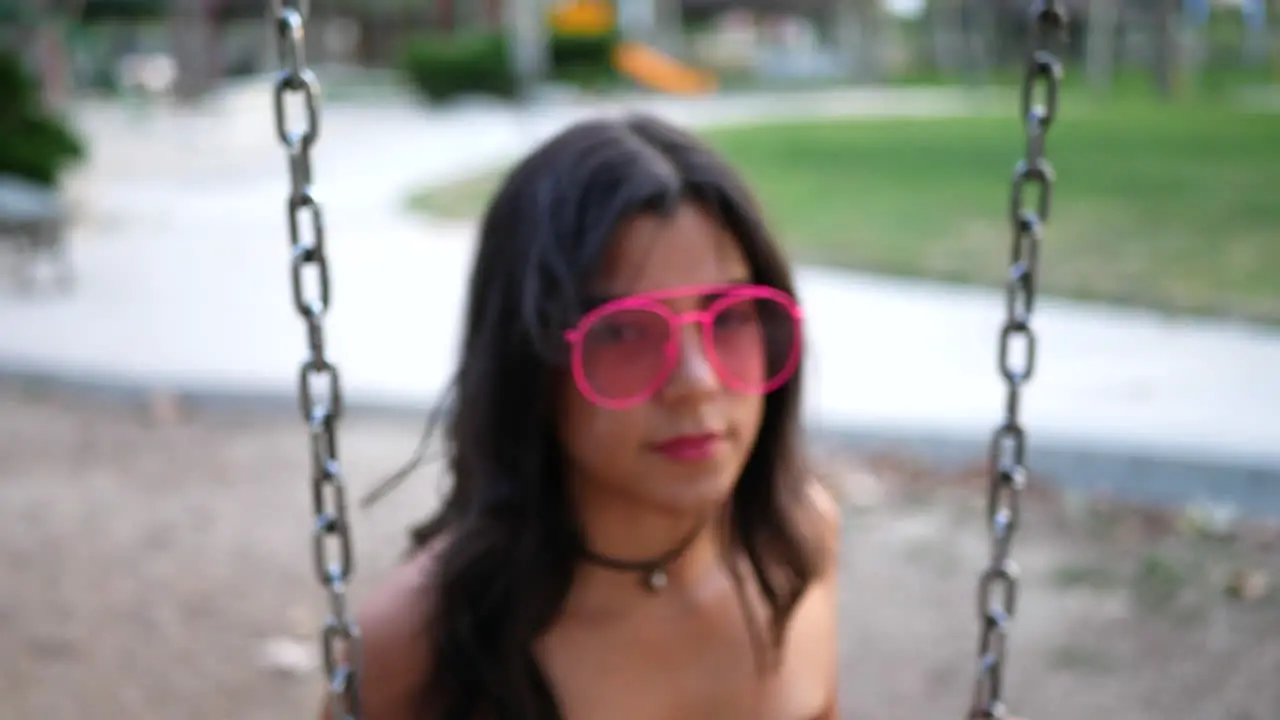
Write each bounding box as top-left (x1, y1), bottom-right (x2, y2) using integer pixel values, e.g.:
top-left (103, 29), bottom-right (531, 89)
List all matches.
top-left (2, 383), bottom-right (1278, 720)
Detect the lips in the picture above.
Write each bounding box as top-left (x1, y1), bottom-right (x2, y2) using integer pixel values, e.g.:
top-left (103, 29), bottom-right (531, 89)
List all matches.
top-left (651, 433), bottom-right (722, 462)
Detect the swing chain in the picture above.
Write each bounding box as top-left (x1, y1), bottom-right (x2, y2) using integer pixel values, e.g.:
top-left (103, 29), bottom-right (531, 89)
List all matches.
top-left (271, 1), bottom-right (361, 718)
top-left (968, 2), bottom-right (1066, 719)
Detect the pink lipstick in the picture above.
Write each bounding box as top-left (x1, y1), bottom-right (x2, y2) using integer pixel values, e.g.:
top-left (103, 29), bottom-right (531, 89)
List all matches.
top-left (652, 434), bottom-right (721, 462)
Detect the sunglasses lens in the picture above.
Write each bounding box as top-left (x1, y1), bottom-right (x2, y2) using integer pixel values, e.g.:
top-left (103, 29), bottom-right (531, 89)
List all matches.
top-left (709, 295), bottom-right (799, 393)
top-left (578, 308), bottom-right (672, 405)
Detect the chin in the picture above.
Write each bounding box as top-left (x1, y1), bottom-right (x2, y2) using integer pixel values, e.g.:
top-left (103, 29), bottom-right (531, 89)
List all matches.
top-left (643, 462), bottom-right (739, 515)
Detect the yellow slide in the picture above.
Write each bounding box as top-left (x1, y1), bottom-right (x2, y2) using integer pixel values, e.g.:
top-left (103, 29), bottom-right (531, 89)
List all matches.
top-left (612, 41), bottom-right (718, 96)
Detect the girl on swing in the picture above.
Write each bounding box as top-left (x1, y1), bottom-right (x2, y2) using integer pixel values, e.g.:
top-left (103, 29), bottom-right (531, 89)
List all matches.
top-left (323, 113), bottom-right (841, 719)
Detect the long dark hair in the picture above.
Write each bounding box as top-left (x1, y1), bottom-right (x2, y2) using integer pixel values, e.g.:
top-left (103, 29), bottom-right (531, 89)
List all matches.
top-left (404, 114), bottom-right (824, 718)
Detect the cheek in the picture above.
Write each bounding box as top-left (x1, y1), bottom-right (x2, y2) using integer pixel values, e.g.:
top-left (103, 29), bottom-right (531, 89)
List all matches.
top-left (559, 380), bottom-right (649, 479)
top-left (735, 394), bottom-right (765, 441)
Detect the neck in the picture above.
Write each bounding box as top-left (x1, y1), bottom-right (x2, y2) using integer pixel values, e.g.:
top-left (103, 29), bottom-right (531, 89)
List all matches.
top-left (569, 489), bottom-right (731, 606)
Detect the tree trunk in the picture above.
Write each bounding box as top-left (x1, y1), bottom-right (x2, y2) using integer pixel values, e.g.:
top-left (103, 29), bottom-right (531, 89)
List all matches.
top-left (1272, 0), bottom-right (1280, 76)
top-left (1086, 0), bottom-right (1120, 91)
top-left (832, 0), bottom-right (863, 79)
top-left (960, 0), bottom-right (995, 82)
top-left (1148, 0), bottom-right (1179, 99)
top-left (1241, 0), bottom-right (1268, 66)
top-left (170, 0), bottom-right (217, 102)
top-left (928, 0), bottom-right (966, 77)
top-left (1176, 0), bottom-right (1210, 94)
top-left (22, 0), bottom-right (73, 110)
top-left (652, 0), bottom-right (683, 55)
top-left (503, 0), bottom-right (548, 100)
top-left (856, 0), bottom-right (886, 82)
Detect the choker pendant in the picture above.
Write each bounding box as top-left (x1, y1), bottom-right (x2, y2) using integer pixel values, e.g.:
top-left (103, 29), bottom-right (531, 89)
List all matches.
top-left (644, 567), bottom-right (668, 592)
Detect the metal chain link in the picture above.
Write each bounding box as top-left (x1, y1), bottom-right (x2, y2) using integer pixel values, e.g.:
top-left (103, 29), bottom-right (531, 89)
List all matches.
top-left (967, 2), bottom-right (1066, 719)
top-left (270, 2), bottom-right (362, 718)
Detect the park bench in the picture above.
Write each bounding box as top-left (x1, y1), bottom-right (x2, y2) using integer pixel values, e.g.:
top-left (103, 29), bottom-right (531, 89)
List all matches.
top-left (0, 173), bottom-right (74, 294)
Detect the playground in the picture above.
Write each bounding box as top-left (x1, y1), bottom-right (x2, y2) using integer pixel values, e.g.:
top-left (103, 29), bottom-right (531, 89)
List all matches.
top-left (3, 0), bottom-right (1280, 718)
top-left (1, 81), bottom-right (1278, 716)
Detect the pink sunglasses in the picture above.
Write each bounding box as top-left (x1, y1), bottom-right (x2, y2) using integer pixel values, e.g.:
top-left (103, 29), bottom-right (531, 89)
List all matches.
top-left (562, 283), bottom-right (803, 410)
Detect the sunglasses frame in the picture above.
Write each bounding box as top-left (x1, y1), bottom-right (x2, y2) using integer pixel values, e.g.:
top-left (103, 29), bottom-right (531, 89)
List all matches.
top-left (562, 283), bottom-right (804, 410)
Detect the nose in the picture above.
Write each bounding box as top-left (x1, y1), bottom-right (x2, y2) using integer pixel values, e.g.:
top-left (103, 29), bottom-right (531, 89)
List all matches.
top-left (661, 322), bottom-right (719, 400)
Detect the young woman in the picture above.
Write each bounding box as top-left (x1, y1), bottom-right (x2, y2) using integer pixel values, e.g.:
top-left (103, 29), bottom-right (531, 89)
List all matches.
top-left (324, 113), bottom-right (841, 719)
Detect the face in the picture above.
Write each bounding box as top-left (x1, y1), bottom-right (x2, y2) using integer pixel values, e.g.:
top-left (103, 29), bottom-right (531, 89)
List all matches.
top-left (557, 202), bottom-right (799, 516)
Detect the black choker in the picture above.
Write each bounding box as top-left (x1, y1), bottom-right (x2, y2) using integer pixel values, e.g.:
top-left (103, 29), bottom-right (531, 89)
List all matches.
top-left (579, 524), bottom-right (704, 593)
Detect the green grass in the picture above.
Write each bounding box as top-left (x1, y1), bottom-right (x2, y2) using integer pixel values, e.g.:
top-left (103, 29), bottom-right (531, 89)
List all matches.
top-left (406, 98), bottom-right (1280, 323)
top-left (409, 172), bottom-right (504, 222)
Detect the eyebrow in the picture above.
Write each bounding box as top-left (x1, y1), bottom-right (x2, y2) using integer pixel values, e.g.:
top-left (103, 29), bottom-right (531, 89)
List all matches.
top-left (583, 278), bottom-right (754, 311)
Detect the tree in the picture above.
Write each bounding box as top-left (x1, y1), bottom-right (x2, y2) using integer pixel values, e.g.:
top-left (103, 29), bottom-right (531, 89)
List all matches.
top-left (169, 0), bottom-right (217, 102)
top-left (503, 0), bottom-right (549, 99)
top-left (926, 0), bottom-right (966, 75)
top-left (834, 0), bottom-right (886, 82)
top-left (1147, 0), bottom-right (1179, 98)
top-left (0, 49), bottom-right (86, 186)
top-left (652, 0), bottom-right (682, 53)
top-left (1086, 0), bottom-right (1121, 90)
top-left (17, 0), bottom-right (85, 109)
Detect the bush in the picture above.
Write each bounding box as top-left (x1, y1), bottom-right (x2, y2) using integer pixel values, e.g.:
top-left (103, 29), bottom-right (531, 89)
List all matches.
top-left (0, 51), bottom-right (86, 187)
top-left (549, 31), bottom-right (619, 88)
top-left (400, 29), bottom-right (622, 101)
top-left (79, 0), bottom-right (167, 22)
top-left (401, 33), bottom-right (517, 102)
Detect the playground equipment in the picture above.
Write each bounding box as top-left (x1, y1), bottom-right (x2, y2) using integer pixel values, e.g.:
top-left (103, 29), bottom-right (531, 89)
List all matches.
top-left (549, 0), bottom-right (719, 95)
top-left (270, 0), bottom-right (1068, 717)
top-left (613, 40), bottom-right (718, 95)
top-left (550, 0), bottom-right (615, 35)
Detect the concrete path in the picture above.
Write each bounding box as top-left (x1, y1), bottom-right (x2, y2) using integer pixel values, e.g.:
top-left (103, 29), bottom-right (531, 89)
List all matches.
top-left (3, 84), bottom-right (1278, 516)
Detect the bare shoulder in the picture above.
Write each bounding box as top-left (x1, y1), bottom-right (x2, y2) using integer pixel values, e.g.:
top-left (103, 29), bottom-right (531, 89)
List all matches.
top-left (778, 479), bottom-right (841, 716)
top-left (317, 546), bottom-right (439, 720)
